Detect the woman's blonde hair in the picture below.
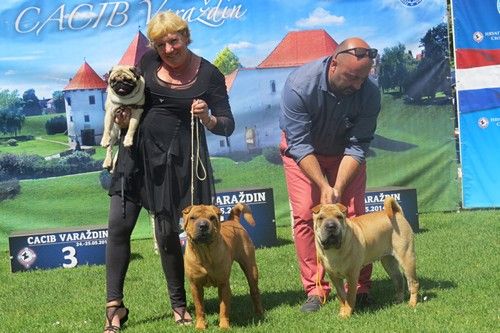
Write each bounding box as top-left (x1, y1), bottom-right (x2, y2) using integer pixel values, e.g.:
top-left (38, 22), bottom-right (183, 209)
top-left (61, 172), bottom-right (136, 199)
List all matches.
top-left (147, 11), bottom-right (191, 45)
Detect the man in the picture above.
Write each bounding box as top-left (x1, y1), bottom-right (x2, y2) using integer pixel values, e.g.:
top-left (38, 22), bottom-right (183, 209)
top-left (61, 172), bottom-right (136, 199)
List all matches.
top-left (279, 37), bottom-right (381, 312)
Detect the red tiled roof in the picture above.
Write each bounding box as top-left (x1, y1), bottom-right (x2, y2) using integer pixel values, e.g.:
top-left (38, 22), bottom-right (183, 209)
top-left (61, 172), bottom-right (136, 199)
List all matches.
top-left (63, 62), bottom-right (107, 91)
top-left (224, 68), bottom-right (239, 92)
top-left (257, 29), bottom-right (338, 68)
top-left (118, 31), bottom-right (151, 67)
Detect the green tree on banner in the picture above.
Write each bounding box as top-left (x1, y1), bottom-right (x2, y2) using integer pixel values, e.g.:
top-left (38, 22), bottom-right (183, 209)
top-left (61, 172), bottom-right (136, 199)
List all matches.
top-left (379, 43), bottom-right (417, 95)
top-left (405, 23), bottom-right (451, 103)
top-left (52, 91), bottom-right (66, 114)
top-left (213, 47), bottom-right (241, 75)
top-left (0, 89), bottom-right (25, 136)
top-left (22, 88), bottom-right (42, 116)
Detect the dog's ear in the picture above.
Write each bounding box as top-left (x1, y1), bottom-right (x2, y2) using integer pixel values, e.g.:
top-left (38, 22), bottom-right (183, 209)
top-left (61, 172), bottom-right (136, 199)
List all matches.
top-left (105, 67), bottom-right (115, 84)
top-left (210, 205), bottom-right (222, 218)
top-left (312, 204), bottom-right (322, 214)
top-left (182, 205), bottom-right (193, 229)
top-left (130, 66), bottom-right (142, 78)
top-left (336, 203), bottom-right (348, 214)
top-left (182, 205), bottom-right (193, 216)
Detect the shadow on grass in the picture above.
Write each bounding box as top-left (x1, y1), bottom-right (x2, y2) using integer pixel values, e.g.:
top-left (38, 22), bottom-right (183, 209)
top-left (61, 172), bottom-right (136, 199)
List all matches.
top-left (275, 236), bottom-right (293, 247)
top-left (130, 252), bottom-right (144, 261)
top-left (130, 313), bottom-right (169, 328)
top-left (359, 276), bottom-right (457, 313)
top-left (188, 289), bottom-right (304, 328)
top-left (416, 227), bottom-right (429, 234)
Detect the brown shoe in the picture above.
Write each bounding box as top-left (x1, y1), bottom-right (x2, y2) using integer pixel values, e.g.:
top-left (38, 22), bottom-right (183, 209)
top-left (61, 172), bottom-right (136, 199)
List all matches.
top-left (173, 307), bottom-right (193, 326)
top-left (104, 302), bottom-right (129, 332)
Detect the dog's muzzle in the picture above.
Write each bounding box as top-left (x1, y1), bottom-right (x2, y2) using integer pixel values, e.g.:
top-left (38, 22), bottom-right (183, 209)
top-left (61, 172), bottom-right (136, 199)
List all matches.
top-left (191, 219), bottom-right (213, 244)
top-left (319, 219), bottom-right (342, 250)
top-left (110, 78), bottom-right (136, 96)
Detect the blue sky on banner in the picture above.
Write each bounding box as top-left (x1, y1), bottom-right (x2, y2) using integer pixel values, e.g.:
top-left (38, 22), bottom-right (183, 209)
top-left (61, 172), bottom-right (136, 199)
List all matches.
top-left (0, 0), bottom-right (445, 99)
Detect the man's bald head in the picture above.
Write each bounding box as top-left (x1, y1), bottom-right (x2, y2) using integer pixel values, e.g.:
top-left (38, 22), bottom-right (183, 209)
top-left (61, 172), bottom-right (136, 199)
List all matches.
top-left (334, 37), bottom-right (374, 67)
top-left (328, 37), bottom-right (375, 96)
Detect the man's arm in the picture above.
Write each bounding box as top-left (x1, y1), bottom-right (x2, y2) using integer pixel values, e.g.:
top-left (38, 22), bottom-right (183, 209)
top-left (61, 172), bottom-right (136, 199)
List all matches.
top-left (331, 155), bottom-right (362, 202)
top-left (298, 154), bottom-right (336, 204)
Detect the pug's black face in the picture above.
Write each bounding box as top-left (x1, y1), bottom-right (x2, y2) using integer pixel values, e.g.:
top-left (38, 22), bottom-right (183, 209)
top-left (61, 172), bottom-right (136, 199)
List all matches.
top-left (110, 78), bottom-right (136, 96)
top-left (108, 66), bottom-right (141, 96)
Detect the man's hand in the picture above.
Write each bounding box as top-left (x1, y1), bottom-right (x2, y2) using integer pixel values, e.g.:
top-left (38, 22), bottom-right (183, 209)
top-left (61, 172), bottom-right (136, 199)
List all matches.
top-left (114, 107), bottom-right (131, 129)
top-left (320, 185), bottom-right (341, 204)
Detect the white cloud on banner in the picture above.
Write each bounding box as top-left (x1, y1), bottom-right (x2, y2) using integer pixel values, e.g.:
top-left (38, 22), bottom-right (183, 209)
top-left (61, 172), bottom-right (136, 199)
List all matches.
top-left (227, 41), bottom-right (253, 50)
top-left (295, 7), bottom-right (345, 28)
top-left (0, 55), bottom-right (40, 61)
top-left (4, 70), bottom-right (16, 75)
top-left (63, 10), bottom-right (98, 21)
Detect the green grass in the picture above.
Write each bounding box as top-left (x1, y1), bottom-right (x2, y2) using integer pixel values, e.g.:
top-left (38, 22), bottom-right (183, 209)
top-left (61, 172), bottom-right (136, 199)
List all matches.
top-left (0, 114), bottom-right (61, 138)
top-left (0, 137), bottom-right (69, 157)
top-left (0, 210), bottom-right (498, 332)
top-left (367, 94), bottom-right (459, 212)
top-left (0, 173), bottom-right (152, 250)
top-left (211, 156), bottom-right (289, 227)
top-left (0, 114), bottom-right (71, 156)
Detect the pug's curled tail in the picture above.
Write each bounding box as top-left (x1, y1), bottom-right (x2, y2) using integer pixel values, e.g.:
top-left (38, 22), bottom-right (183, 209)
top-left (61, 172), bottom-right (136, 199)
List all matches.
top-left (229, 202), bottom-right (255, 226)
top-left (383, 196), bottom-right (404, 220)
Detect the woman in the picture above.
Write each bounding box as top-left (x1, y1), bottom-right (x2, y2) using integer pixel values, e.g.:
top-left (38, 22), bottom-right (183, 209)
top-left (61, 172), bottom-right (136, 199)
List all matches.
top-left (103, 11), bottom-right (234, 332)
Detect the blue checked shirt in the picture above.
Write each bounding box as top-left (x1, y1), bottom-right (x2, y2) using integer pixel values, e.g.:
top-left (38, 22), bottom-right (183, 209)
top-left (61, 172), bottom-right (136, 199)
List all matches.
top-left (279, 56), bottom-right (381, 164)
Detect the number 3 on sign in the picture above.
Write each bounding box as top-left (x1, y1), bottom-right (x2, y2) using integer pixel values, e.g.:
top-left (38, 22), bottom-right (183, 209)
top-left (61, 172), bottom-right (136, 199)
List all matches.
top-left (62, 246), bottom-right (78, 268)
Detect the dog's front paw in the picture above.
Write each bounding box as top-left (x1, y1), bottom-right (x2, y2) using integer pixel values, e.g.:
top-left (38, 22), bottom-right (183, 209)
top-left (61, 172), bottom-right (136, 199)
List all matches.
top-left (219, 317), bottom-right (230, 330)
top-left (123, 136), bottom-right (133, 147)
top-left (100, 136), bottom-right (110, 148)
top-left (102, 158), bottom-right (112, 170)
top-left (339, 306), bottom-right (352, 318)
top-left (408, 294), bottom-right (418, 307)
top-left (195, 319), bottom-right (207, 330)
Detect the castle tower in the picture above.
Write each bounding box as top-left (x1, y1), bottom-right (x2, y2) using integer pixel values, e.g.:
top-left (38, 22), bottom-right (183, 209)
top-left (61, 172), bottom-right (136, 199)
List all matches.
top-left (63, 61), bottom-right (107, 147)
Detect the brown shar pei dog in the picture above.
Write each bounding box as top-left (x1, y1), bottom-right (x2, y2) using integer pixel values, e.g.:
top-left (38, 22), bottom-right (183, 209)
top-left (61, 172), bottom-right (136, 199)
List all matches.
top-left (313, 196), bottom-right (419, 318)
top-left (182, 203), bottom-right (264, 330)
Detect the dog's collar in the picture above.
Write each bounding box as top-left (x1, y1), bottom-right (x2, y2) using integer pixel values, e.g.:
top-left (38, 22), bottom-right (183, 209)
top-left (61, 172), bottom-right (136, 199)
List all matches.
top-left (124, 104), bottom-right (144, 109)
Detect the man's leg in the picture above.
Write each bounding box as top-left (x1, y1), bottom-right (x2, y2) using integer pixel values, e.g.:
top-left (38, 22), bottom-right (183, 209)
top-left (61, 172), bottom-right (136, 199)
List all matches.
top-left (280, 139), bottom-right (330, 307)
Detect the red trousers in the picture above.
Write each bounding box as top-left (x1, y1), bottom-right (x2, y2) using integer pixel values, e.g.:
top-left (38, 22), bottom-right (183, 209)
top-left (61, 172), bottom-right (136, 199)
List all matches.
top-left (280, 135), bottom-right (372, 297)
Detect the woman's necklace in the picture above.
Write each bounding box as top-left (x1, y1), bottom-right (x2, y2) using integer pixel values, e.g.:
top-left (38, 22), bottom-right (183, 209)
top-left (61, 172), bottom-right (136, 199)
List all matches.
top-left (164, 52), bottom-right (193, 78)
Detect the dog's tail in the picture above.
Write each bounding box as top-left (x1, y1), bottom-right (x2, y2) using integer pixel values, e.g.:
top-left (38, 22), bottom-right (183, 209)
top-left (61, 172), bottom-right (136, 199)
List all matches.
top-left (229, 202), bottom-right (255, 226)
top-left (383, 196), bottom-right (404, 220)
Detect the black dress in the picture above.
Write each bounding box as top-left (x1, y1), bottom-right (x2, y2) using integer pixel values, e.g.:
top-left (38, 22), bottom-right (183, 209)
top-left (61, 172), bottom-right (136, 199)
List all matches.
top-left (109, 49), bottom-right (234, 222)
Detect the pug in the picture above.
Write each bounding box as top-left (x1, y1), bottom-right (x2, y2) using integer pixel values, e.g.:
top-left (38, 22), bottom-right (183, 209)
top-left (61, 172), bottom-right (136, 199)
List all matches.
top-left (100, 65), bottom-right (145, 171)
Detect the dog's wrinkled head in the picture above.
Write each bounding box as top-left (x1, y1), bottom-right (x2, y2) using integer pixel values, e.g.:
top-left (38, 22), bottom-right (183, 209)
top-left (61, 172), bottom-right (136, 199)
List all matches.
top-left (108, 65), bottom-right (141, 96)
top-left (312, 203), bottom-right (347, 250)
top-left (182, 205), bottom-right (222, 244)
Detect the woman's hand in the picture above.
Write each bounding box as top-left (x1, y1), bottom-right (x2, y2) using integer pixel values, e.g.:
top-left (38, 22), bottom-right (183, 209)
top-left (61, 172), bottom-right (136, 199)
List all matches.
top-left (191, 99), bottom-right (216, 129)
top-left (114, 107), bottom-right (131, 129)
top-left (191, 99), bottom-right (209, 122)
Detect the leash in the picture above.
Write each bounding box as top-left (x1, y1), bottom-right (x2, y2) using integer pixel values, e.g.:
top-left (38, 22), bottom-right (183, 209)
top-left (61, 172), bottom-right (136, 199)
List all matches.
top-left (190, 100), bottom-right (208, 205)
top-left (315, 250), bottom-right (327, 305)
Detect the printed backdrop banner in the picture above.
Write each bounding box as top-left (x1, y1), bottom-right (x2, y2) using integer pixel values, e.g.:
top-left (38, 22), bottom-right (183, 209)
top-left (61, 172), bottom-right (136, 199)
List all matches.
top-left (0, 1), bottom-right (458, 251)
top-left (452, 0), bottom-right (500, 208)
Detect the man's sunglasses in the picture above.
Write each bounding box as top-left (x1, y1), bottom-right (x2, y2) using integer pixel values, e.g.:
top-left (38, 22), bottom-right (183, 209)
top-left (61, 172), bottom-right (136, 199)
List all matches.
top-left (335, 47), bottom-right (378, 59)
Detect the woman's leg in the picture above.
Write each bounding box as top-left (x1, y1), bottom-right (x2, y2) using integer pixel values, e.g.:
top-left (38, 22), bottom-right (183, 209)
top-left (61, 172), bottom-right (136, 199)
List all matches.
top-left (154, 213), bottom-right (192, 323)
top-left (105, 195), bottom-right (141, 330)
top-left (154, 213), bottom-right (186, 307)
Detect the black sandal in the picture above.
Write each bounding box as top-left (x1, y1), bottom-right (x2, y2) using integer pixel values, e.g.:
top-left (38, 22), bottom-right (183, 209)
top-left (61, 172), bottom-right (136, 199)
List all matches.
top-left (173, 307), bottom-right (193, 326)
top-left (104, 302), bottom-right (129, 332)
